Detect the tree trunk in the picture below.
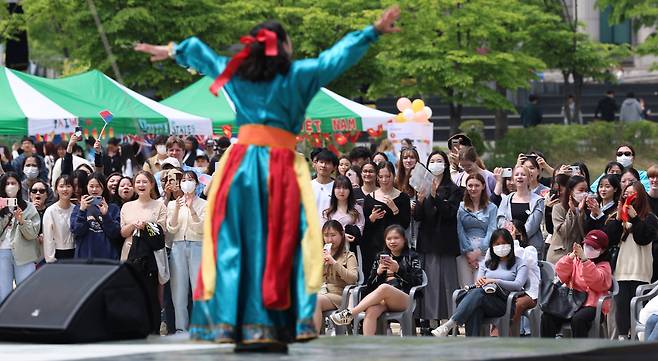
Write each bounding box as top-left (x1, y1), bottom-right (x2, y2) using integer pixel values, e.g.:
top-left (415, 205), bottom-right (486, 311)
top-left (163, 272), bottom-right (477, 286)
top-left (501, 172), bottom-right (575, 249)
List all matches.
top-left (573, 72), bottom-right (584, 124)
top-left (449, 102), bottom-right (462, 135)
top-left (494, 84), bottom-right (508, 139)
top-left (562, 70), bottom-right (572, 125)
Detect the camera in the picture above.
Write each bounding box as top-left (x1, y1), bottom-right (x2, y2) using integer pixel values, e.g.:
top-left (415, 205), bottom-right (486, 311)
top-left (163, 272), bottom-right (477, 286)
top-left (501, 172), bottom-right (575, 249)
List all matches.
top-left (502, 168), bottom-right (513, 178)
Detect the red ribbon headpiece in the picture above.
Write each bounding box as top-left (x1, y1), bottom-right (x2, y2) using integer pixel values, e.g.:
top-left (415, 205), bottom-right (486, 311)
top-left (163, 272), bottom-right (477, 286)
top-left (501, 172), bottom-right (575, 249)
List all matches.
top-left (209, 29), bottom-right (279, 96)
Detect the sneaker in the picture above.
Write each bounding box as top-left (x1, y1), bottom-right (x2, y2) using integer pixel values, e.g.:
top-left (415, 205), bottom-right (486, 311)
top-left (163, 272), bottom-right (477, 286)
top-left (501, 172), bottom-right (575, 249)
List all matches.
top-left (329, 309), bottom-right (353, 326)
top-left (431, 324), bottom-right (451, 337)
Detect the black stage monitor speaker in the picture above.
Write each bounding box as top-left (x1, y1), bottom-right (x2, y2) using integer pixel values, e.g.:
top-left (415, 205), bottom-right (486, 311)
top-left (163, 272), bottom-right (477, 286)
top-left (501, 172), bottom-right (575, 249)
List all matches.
top-left (0, 261), bottom-right (154, 343)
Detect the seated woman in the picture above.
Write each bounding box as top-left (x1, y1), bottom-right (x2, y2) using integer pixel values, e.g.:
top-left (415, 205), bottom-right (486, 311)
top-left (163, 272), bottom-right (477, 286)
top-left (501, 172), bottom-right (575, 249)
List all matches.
top-left (541, 230), bottom-right (612, 338)
top-left (330, 225), bottom-right (423, 335)
top-left (638, 291), bottom-right (658, 341)
top-left (313, 220), bottom-right (358, 332)
top-left (432, 228), bottom-right (528, 337)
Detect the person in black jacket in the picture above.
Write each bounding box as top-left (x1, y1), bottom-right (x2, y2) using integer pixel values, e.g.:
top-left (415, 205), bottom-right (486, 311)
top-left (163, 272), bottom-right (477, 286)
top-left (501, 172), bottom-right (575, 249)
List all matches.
top-left (413, 150), bottom-right (463, 331)
top-left (361, 161), bottom-right (411, 277)
top-left (584, 174), bottom-right (621, 234)
top-left (594, 90), bottom-right (618, 121)
top-left (330, 225), bottom-right (422, 335)
top-left (94, 138), bottom-right (122, 176)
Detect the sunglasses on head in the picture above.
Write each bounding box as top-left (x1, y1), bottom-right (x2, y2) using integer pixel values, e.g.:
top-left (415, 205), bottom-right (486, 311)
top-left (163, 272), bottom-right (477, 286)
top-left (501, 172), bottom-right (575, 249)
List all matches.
top-left (31, 188), bottom-right (47, 194)
top-left (616, 151), bottom-right (632, 157)
top-left (401, 146), bottom-right (417, 152)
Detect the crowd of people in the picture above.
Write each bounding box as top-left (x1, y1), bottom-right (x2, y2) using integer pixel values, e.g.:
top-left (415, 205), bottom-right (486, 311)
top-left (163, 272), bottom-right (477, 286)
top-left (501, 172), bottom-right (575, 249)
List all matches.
top-left (0, 130), bottom-right (657, 340)
top-left (0, 134), bottom-right (229, 334)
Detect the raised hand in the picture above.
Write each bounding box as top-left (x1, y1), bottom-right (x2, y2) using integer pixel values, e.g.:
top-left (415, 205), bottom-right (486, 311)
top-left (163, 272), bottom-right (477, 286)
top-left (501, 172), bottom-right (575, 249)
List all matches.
top-left (374, 5), bottom-right (401, 34)
top-left (134, 43), bottom-right (171, 62)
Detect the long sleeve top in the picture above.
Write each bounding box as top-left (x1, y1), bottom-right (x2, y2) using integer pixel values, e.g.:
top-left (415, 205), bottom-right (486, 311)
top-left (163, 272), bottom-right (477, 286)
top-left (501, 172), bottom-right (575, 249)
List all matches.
top-left (457, 202), bottom-right (498, 254)
top-left (42, 202), bottom-right (75, 263)
top-left (555, 255), bottom-right (612, 314)
top-left (550, 203), bottom-right (585, 253)
top-left (323, 249), bottom-right (358, 296)
top-left (166, 196), bottom-right (206, 243)
top-left (413, 181), bottom-right (463, 256)
top-left (477, 256), bottom-right (528, 292)
top-left (496, 192), bottom-right (545, 250)
top-left (174, 26), bottom-right (379, 133)
top-left (484, 241), bottom-right (539, 299)
top-left (71, 203), bottom-right (122, 260)
top-left (120, 199), bottom-right (167, 261)
top-left (0, 203), bottom-right (41, 265)
top-left (366, 249), bottom-right (423, 294)
top-left (606, 214), bottom-right (658, 283)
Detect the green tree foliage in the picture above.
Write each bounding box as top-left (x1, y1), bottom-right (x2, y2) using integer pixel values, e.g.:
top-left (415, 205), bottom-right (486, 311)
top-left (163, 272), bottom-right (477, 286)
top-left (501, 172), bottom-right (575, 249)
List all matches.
top-left (369, 0), bottom-right (549, 133)
top-left (598, 0), bottom-right (658, 68)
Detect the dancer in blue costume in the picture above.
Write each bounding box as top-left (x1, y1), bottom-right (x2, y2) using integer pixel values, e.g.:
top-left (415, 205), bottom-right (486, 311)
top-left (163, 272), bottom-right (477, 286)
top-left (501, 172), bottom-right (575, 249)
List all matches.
top-left (136, 5), bottom-right (401, 352)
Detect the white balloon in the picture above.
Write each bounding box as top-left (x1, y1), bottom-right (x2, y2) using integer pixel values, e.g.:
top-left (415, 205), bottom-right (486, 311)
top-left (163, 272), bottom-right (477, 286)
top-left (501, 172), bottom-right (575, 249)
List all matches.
top-left (403, 108), bottom-right (414, 120)
top-left (423, 106), bottom-right (433, 119)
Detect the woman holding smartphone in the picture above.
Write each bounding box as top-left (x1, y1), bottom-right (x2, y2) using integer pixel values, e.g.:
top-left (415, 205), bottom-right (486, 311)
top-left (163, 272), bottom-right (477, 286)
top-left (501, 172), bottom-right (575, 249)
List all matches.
top-left (330, 225), bottom-right (422, 335)
top-left (362, 162), bottom-right (411, 279)
top-left (71, 172), bottom-right (122, 260)
top-left (322, 175), bottom-right (365, 253)
top-left (42, 175), bottom-right (76, 262)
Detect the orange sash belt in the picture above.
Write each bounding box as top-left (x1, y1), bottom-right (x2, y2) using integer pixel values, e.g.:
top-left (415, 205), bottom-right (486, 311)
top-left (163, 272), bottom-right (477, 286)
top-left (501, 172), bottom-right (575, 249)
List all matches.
top-left (237, 124), bottom-right (296, 150)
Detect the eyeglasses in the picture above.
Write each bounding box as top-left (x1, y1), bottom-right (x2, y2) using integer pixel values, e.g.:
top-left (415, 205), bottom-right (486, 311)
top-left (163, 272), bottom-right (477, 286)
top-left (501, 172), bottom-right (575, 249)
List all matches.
top-left (31, 188), bottom-right (47, 194)
top-left (616, 151), bottom-right (632, 157)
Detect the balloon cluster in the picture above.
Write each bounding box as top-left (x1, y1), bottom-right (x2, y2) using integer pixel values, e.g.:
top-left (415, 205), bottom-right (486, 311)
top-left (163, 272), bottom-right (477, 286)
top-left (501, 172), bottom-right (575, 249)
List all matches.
top-left (394, 97), bottom-right (432, 123)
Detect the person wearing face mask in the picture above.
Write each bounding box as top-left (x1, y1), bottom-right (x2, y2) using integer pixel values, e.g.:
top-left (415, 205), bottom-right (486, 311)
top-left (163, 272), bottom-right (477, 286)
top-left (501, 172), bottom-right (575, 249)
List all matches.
top-left (541, 230), bottom-right (613, 338)
top-left (166, 171), bottom-right (206, 332)
top-left (432, 228), bottom-right (528, 337)
top-left (120, 171), bottom-right (167, 262)
top-left (42, 175), bottom-right (76, 263)
top-left (0, 172), bottom-right (41, 304)
top-left (590, 144), bottom-right (650, 193)
top-left (414, 151), bottom-right (463, 334)
top-left (546, 176), bottom-right (588, 264)
top-left (21, 156), bottom-right (55, 206)
top-left (606, 182), bottom-right (658, 339)
top-left (144, 135), bottom-right (169, 175)
top-left (11, 137), bottom-right (48, 182)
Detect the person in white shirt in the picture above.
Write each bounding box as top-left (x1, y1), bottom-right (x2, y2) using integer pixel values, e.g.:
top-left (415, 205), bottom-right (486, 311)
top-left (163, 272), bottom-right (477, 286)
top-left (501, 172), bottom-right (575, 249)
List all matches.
top-left (42, 175), bottom-right (76, 262)
top-left (322, 175), bottom-right (365, 252)
top-left (311, 149), bottom-right (337, 222)
top-left (166, 171), bottom-right (206, 332)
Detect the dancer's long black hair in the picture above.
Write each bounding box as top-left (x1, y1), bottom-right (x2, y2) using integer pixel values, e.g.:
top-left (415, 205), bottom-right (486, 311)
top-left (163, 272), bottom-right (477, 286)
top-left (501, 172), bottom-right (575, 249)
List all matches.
top-left (235, 21), bottom-right (291, 82)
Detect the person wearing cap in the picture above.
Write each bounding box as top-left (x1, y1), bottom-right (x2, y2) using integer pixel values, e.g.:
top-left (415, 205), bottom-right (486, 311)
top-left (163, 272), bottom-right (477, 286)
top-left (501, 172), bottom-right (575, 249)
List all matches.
top-left (541, 230), bottom-right (613, 338)
top-left (154, 137), bottom-right (203, 196)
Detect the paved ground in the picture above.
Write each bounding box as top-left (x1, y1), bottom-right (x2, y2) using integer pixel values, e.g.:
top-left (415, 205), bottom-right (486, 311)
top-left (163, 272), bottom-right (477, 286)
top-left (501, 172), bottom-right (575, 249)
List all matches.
top-left (0, 334), bottom-right (647, 361)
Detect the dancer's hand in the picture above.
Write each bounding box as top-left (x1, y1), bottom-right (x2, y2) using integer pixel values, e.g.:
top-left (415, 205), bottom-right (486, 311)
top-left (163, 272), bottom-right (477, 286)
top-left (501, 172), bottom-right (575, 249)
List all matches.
top-left (374, 5), bottom-right (401, 34)
top-left (134, 43), bottom-right (170, 62)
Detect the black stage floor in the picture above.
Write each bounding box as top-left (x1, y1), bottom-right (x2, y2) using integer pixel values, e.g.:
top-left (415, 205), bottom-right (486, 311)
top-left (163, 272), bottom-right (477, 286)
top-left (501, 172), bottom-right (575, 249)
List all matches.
top-left (1, 334), bottom-right (656, 361)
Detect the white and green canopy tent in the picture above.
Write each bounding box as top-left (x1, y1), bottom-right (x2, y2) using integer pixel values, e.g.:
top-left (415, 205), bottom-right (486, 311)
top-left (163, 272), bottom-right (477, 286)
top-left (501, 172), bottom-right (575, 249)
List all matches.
top-left (0, 67), bottom-right (212, 137)
top-left (161, 76), bottom-right (393, 134)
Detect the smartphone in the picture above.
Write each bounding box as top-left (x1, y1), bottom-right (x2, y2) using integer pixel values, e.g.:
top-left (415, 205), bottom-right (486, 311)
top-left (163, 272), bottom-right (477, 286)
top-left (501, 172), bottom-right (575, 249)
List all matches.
top-left (502, 168), bottom-right (513, 178)
top-left (91, 196), bottom-right (103, 206)
top-left (379, 254), bottom-right (391, 261)
top-left (571, 165), bottom-right (580, 175)
top-left (0, 198), bottom-right (17, 210)
top-left (323, 243), bottom-right (332, 253)
top-left (549, 189), bottom-right (560, 201)
top-left (74, 126), bottom-right (83, 138)
top-left (374, 205), bottom-right (385, 213)
top-left (451, 139), bottom-right (461, 149)
top-left (526, 154), bottom-right (537, 161)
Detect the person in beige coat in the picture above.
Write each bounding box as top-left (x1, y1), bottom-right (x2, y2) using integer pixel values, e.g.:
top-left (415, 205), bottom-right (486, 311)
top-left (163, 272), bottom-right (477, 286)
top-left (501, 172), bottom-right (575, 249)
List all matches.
top-left (547, 175), bottom-right (588, 264)
top-left (313, 220), bottom-right (358, 332)
top-left (0, 172), bottom-right (41, 303)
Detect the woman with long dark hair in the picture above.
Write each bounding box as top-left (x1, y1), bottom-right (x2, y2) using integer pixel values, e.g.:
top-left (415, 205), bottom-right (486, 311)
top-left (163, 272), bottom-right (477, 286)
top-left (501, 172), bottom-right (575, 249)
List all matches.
top-left (330, 225), bottom-right (422, 335)
top-left (360, 161), bottom-right (378, 196)
top-left (432, 228), bottom-right (528, 337)
top-left (135, 5), bottom-right (402, 350)
top-left (42, 175), bottom-right (75, 263)
top-left (71, 172), bottom-right (122, 260)
top-left (322, 175), bottom-right (364, 253)
top-left (414, 150), bottom-right (463, 332)
top-left (607, 182), bottom-right (658, 339)
top-left (546, 175), bottom-right (588, 264)
top-left (0, 172), bottom-right (41, 303)
top-left (362, 161), bottom-right (411, 278)
top-left (584, 174), bottom-right (621, 234)
top-left (313, 221), bottom-right (357, 332)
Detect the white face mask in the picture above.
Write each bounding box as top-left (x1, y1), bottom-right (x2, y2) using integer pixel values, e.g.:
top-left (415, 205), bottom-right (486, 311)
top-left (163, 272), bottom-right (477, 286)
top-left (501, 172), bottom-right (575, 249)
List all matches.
top-left (156, 145), bottom-right (167, 156)
top-left (617, 155), bottom-right (633, 168)
top-left (572, 192), bottom-right (587, 203)
top-left (5, 184), bottom-right (19, 198)
top-left (584, 244), bottom-right (601, 259)
top-left (180, 180), bottom-right (196, 194)
top-left (428, 162), bottom-right (445, 176)
top-left (493, 244), bottom-right (512, 258)
top-left (23, 166), bottom-right (39, 179)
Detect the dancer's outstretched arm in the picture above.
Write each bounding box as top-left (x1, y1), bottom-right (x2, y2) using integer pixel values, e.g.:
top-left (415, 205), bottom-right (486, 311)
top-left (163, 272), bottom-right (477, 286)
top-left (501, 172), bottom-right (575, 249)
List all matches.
top-left (135, 37), bottom-right (228, 79)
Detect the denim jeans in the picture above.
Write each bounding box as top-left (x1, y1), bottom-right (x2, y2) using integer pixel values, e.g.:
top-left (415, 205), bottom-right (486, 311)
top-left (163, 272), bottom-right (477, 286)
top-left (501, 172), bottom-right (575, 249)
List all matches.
top-left (0, 249), bottom-right (36, 303)
top-left (645, 314), bottom-right (658, 342)
top-left (453, 288), bottom-right (507, 336)
top-left (170, 241), bottom-right (202, 331)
